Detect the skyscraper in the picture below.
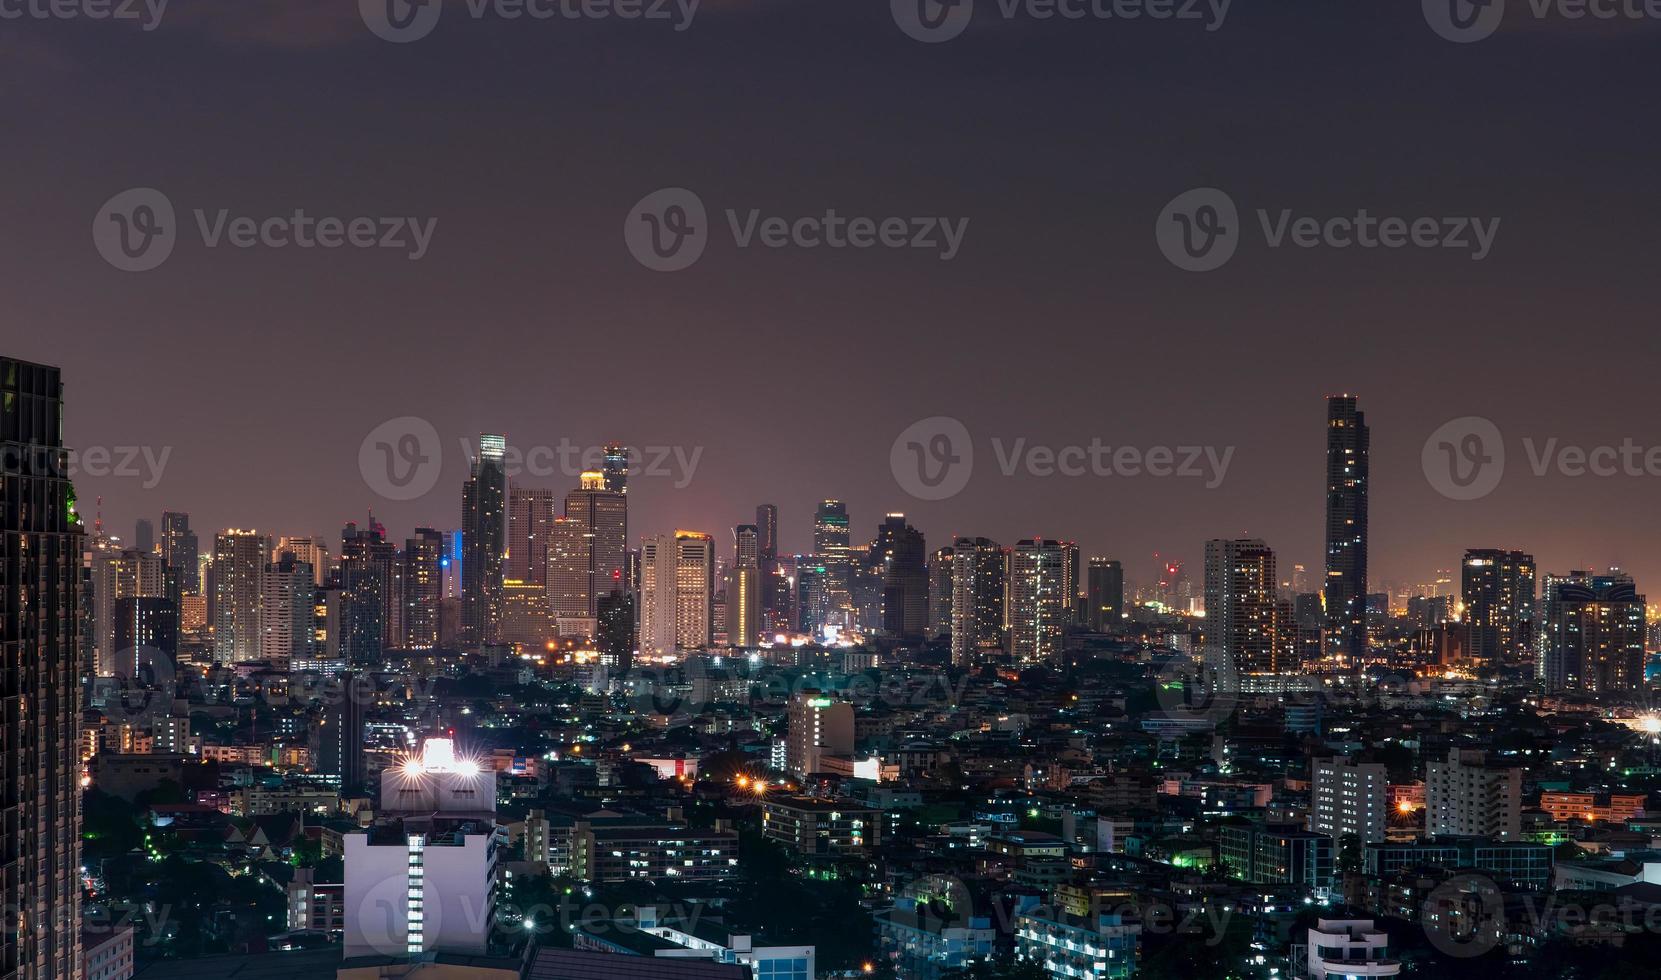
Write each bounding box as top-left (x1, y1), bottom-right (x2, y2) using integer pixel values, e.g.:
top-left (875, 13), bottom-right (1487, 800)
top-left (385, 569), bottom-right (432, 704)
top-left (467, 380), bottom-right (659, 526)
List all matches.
top-left (1323, 395), bottom-right (1369, 662)
top-left (1087, 558), bottom-right (1124, 632)
top-left (133, 517), bottom-right (154, 554)
top-left (213, 529), bottom-right (270, 663)
top-left (813, 500), bottom-right (854, 628)
top-left (461, 434), bottom-right (507, 648)
top-left (729, 524), bottom-right (762, 647)
top-left (261, 553), bottom-right (316, 668)
top-left (161, 510), bottom-right (199, 598)
top-left (402, 528), bottom-right (444, 651)
top-left (339, 521), bottom-right (394, 662)
top-left (639, 531), bottom-right (715, 653)
top-left (1460, 549), bottom-right (1536, 665)
top-left (596, 586), bottom-right (635, 671)
top-left (1008, 539), bottom-right (1070, 663)
top-left (1, 357), bottom-right (83, 979)
top-left (673, 531), bottom-right (715, 651)
top-left (506, 486), bottom-right (558, 587)
top-left (950, 537), bottom-right (1005, 666)
top-left (1204, 538), bottom-right (1282, 674)
top-left (602, 442), bottom-right (630, 495)
top-left (874, 514), bottom-right (928, 639)
top-left (547, 517), bottom-right (590, 621)
top-left (1539, 570), bottom-right (1647, 695)
top-left (928, 545), bottom-right (954, 640)
top-left (564, 471), bottom-right (627, 618)
top-left (91, 546), bottom-right (164, 676)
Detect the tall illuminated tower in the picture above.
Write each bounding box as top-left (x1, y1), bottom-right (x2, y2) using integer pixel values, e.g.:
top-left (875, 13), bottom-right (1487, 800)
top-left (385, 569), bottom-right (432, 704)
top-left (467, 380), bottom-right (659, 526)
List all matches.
top-left (565, 471), bottom-right (627, 618)
top-left (730, 524), bottom-right (762, 647)
top-left (1323, 395), bottom-right (1369, 663)
top-left (461, 434), bottom-right (507, 648)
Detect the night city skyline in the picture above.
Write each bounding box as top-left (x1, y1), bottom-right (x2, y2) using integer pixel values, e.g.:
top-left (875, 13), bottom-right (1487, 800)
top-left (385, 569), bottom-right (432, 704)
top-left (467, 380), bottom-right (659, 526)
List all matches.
top-left (10, 2), bottom-right (1661, 979)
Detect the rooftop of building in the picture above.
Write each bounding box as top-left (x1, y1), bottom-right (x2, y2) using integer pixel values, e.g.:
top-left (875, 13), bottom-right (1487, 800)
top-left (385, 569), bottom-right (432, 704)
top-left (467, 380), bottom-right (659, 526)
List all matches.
top-left (528, 946), bottom-right (751, 980)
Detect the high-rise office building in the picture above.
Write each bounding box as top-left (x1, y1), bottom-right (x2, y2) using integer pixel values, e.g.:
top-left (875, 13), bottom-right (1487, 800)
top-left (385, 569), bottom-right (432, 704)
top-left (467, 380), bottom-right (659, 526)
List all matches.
top-left (1426, 749), bottom-right (1521, 840)
top-left (602, 442), bottom-right (630, 495)
top-left (91, 546), bottom-right (164, 676)
top-left (319, 671), bottom-right (366, 791)
top-left (339, 521), bottom-right (395, 662)
top-left (1460, 549), bottom-right (1535, 665)
top-left (596, 587), bottom-right (635, 671)
top-left (547, 516), bottom-right (590, 620)
top-left (674, 531), bottom-right (715, 651)
top-left (950, 537), bottom-right (1005, 666)
top-left (1007, 539), bottom-right (1069, 663)
top-left (213, 529), bottom-right (270, 663)
top-left (402, 529), bottom-right (444, 651)
top-left (133, 517), bottom-right (154, 554)
top-left (875, 514), bottom-right (928, 639)
top-left (261, 553), bottom-right (316, 668)
top-left (639, 531), bottom-right (716, 653)
top-left (114, 595), bottom-right (178, 683)
top-left (461, 434), bottom-right (507, 648)
top-left (729, 524), bottom-right (762, 647)
top-left (160, 510), bottom-right (199, 596)
top-left (1204, 538), bottom-right (1283, 674)
top-left (928, 546), bottom-right (954, 640)
top-left (1539, 570), bottom-right (1646, 695)
top-left (814, 500), bottom-right (854, 627)
top-left (1087, 558), bottom-right (1124, 632)
top-left (756, 504), bottom-right (779, 566)
top-left (1323, 395), bottom-right (1369, 662)
top-left (1309, 757), bottom-right (1387, 844)
top-left (1, 357), bottom-right (83, 979)
top-left (564, 472), bottom-right (627, 618)
top-left (506, 486), bottom-right (558, 587)
top-left (795, 559), bottom-right (828, 638)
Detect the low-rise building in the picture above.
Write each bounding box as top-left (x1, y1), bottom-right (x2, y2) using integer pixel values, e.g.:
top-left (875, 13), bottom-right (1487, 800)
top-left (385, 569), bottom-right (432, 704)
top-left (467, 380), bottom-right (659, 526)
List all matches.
top-left (760, 797), bottom-right (882, 855)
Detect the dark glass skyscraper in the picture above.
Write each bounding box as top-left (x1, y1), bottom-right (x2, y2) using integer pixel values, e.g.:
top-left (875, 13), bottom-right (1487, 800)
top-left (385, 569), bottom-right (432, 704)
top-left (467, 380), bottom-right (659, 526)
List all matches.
top-left (1, 357), bottom-right (82, 979)
top-left (874, 514), bottom-right (927, 639)
top-left (1461, 549), bottom-right (1536, 666)
top-left (161, 510), bottom-right (199, 598)
top-left (1323, 395), bottom-right (1369, 663)
top-left (1087, 558), bottom-right (1124, 632)
top-left (461, 434), bottom-right (507, 648)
